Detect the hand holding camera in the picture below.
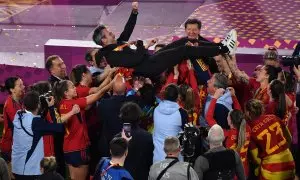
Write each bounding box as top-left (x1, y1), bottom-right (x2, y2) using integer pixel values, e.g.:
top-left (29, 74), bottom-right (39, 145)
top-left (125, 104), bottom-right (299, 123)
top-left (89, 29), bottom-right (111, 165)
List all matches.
top-left (45, 96), bottom-right (55, 107)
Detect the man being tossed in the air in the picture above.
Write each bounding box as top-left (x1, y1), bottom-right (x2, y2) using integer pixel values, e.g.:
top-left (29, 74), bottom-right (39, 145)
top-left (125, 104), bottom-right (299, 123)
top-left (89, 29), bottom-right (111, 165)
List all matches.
top-left (93, 1), bottom-right (237, 78)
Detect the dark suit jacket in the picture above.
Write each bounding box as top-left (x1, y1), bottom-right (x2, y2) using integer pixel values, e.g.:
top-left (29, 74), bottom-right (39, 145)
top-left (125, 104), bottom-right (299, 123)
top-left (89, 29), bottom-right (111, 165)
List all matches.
top-left (97, 95), bottom-right (138, 156)
top-left (115, 126), bottom-right (154, 180)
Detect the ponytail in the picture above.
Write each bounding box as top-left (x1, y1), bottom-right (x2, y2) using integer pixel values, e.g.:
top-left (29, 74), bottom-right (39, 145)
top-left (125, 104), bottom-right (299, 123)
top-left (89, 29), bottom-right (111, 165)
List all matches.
top-left (270, 80), bottom-right (286, 119)
top-left (277, 92), bottom-right (286, 119)
top-left (230, 109), bottom-right (246, 151)
top-left (184, 88), bottom-right (195, 114)
top-left (179, 84), bottom-right (195, 114)
top-left (237, 119), bottom-right (246, 151)
top-left (70, 64), bottom-right (89, 86)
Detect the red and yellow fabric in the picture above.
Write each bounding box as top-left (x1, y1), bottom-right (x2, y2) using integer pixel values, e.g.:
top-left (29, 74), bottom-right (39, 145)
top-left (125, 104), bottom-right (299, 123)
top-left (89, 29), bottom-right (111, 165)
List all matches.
top-left (225, 125), bottom-right (251, 177)
top-left (59, 97), bottom-right (90, 153)
top-left (253, 87), bottom-right (270, 106)
top-left (248, 114), bottom-right (295, 180)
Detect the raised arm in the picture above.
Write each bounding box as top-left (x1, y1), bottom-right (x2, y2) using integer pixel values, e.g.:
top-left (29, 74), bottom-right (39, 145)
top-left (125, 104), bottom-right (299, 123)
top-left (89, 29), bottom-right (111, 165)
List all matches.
top-left (117, 1), bottom-right (139, 42)
top-left (90, 68), bottom-right (116, 94)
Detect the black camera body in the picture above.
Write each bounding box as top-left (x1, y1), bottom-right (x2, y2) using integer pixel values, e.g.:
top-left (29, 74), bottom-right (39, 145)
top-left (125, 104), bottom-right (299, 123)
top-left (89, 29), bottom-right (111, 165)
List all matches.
top-left (39, 91), bottom-right (52, 102)
top-left (281, 55), bottom-right (300, 67)
top-left (178, 125), bottom-right (209, 160)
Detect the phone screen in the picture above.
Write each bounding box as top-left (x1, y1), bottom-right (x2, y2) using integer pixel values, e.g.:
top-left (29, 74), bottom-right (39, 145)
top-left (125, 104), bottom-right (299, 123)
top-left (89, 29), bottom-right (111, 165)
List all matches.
top-left (123, 123), bottom-right (131, 137)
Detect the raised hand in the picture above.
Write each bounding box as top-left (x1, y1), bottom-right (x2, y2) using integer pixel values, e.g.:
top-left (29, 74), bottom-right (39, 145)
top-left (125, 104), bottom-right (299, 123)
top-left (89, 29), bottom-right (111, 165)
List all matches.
top-left (227, 87), bottom-right (236, 97)
top-left (71, 104), bottom-right (80, 115)
top-left (132, 1), bottom-right (138, 12)
top-left (293, 65), bottom-right (300, 81)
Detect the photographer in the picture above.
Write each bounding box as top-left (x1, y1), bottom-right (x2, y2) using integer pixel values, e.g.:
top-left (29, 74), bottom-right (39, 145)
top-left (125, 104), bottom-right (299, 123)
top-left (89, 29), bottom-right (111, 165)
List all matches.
top-left (149, 136), bottom-right (199, 180)
top-left (194, 124), bottom-right (245, 180)
top-left (11, 91), bottom-right (64, 180)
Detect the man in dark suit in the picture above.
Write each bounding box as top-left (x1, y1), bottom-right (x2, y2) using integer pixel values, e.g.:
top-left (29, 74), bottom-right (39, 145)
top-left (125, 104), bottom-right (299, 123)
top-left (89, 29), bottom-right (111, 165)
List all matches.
top-left (97, 75), bottom-right (138, 157)
top-left (45, 55), bottom-right (68, 177)
top-left (45, 55), bottom-right (68, 87)
top-left (118, 102), bottom-right (154, 180)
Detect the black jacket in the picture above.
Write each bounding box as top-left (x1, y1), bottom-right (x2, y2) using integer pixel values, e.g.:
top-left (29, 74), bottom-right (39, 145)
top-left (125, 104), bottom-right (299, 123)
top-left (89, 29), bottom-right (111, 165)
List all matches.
top-left (97, 11), bottom-right (142, 68)
top-left (48, 75), bottom-right (68, 88)
top-left (38, 172), bottom-right (64, 180)
top-left (116, 126), bottom-right (154, 180)
top-left (97, 95), bottom-right (138, 156)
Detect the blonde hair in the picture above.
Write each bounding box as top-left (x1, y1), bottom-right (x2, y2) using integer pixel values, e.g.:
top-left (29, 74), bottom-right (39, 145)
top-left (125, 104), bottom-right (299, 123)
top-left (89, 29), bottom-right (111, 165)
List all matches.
top-left (40, 156), bottom-right (57, 173)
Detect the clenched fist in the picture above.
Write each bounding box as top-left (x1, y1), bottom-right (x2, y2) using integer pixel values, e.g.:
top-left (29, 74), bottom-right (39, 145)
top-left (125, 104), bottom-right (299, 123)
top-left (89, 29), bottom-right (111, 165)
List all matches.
top-left (132, 1), bottom-right (138, 11)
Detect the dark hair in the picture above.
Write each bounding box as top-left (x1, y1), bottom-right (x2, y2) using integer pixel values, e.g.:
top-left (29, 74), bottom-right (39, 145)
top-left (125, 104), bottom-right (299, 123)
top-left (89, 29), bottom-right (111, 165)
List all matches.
top-left (85, 49), bottom-right (94, 62)
top-left (184, 18), bottom-right (202, 29)
top-left (40, 156), bottom-right (57, 174)
top-left (229, 110), bottom-right (246, 151)
top-left (245, 99), bottom-right (264, 119)
top-left (213, 73), bottom-right (228, 89)
top-left (164, 84), bottom-right (179, 102)
top-left (30, 81), bottom-right (52, 118)
top-left (52, 80), bottom-right (69, 109)
top-left (264, 65), bottom-right (281, 83)
top-left (280, 71), bottom-right (295, 93)
top-left (179, 84), bottom-right (195, 114)
top-left (270, 80), bottom-right (286, 119)
top-left (23, 91), bottom-right (40, 112)
top-left (263, 48), bottom-right (278, 61)
top-left (70, 64), bottom-right (90, 86)
top-left (110, 137), bottom-right (128, 158)
top-left (30, 81), bottom-right (51, 95)
top-left (5, 77), bottom-right (20, 94)
top-left (120, 102), bottom-right (142, 125)
top-left (139, 84), bottom-right (156, 106)
top-left (45, 55), bottom-right (60, 72)
top-left (93, 25), bottom-right (106, 46)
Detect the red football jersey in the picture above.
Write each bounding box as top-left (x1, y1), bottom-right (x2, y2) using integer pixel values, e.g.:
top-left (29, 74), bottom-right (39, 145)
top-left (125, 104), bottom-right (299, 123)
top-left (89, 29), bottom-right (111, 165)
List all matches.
top-left (76, 85), bottom-right (99, 134)
top-left (225, 125), bottom-right (251, 176)
top-left (0, 96), bottom-right (22, 153)
top-left (59, 97), bottom-right (90, 152)
top-left (248, 114), bottom-right (288, 158)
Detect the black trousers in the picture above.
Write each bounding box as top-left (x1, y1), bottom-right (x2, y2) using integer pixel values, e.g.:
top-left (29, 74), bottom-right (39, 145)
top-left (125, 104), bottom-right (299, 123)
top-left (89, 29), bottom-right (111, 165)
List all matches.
top-left (133, 45), bottom-right (223, 77)
top-left (54, 133), bottom-right (66, 178)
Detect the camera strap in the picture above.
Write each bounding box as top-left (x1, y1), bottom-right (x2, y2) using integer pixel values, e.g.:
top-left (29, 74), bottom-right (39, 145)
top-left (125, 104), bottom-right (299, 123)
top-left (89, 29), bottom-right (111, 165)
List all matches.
top-left (156, 159), bottom-right (178, 180)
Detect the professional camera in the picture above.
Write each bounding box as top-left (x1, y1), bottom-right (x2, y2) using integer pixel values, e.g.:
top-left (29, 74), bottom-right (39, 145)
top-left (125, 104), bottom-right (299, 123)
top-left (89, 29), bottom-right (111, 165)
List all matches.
top-left (39, 91), bottom-right (52, 102)
top-left (38, 91), bottom-right (52, 117)
top-left (178, 124), bottom-right (209, 160)
top-left (281, 55), bottom-right (300, 67)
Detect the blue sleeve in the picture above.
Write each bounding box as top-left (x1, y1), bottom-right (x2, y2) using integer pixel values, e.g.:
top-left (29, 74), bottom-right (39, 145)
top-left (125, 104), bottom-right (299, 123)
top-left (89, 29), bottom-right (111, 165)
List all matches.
top-left (121, 170), bottom-right (134, 180)
top-left (32, 117), bottom-right (64, 135)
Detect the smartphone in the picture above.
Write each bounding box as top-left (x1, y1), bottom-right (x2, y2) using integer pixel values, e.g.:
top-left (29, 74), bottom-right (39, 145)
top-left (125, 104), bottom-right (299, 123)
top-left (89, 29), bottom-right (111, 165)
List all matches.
top-left (123, 123), bottom-right (131, 138)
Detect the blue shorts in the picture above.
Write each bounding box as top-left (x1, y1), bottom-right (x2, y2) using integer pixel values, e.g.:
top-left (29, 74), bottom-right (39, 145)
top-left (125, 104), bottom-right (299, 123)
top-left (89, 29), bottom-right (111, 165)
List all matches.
top-left (1, 151), bottom-right (11, 163)
top-left (64, 149), bottom-right (90, 167)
